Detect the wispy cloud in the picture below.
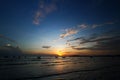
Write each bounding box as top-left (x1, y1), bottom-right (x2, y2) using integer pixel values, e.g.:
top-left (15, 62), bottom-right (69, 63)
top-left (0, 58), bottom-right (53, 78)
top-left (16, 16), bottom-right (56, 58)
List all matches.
top-left (33, 0), bottom-right (58, 25)
top-left (60, 24), bottom-right (88, 39)
top-left (67, 32), bottom-right (120, 51)
top-left (60, 28), bottom-right (79, 38)
top-left (92, 24), bottom-right (103, 28)
top-left (73, 36), bottom-right (120, 51)
top-left (33, 11), bottom-right (44, 25)
top-left (77, 24), bottom-right (88, 28)
top-left (92, 21), bottom-right (115, 28)
top-left (53, 21), bottom-right (117, 46)
top-left (59, 21), bottom-right (115, 39)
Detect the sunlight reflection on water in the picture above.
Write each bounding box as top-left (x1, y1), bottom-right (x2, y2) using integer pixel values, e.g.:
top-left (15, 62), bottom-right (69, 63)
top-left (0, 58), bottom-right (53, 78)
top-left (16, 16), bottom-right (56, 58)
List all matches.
top-left (0, 56), bottom-right (120, 80)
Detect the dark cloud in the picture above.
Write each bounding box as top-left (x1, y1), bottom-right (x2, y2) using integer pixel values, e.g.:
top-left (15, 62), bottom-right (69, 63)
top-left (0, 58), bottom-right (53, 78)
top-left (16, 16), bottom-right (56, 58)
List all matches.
top-left (71, 47), bottom-right (97, 50)
top-left (68, 37), bottom-right (85, 42)
top-left (42, 46), bottom-right (51, 49)
top-left (61, 21), bottom-right (116, 40)
top-left (80, 35), bottom-right (120, 44)
top-left (94, 38), bottom-right (120, 50)
top-left (68, 32), bottom-right (120, 51)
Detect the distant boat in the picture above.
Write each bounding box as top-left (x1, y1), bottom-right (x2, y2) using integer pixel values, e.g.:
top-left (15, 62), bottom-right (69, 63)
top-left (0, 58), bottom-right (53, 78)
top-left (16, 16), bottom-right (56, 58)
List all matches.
top-left (37, 56), bottom-right (41, 59)
top-left (62, 56), bottom-right (66, 58)
top-left (55, 56), bottom-right (58, 58)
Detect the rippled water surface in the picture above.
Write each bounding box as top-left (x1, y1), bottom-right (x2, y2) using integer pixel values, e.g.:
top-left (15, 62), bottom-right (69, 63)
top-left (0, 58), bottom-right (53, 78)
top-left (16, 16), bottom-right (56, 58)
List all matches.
top-left (0, 56), bottom-right (120, 80)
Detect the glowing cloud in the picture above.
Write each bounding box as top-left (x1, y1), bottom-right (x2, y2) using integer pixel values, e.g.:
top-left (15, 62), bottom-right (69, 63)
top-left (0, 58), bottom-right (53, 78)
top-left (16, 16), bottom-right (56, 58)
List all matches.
top-left (60, 28), bottom-right (79, 38)
top-left (60, 24), bottom-right (88, 39)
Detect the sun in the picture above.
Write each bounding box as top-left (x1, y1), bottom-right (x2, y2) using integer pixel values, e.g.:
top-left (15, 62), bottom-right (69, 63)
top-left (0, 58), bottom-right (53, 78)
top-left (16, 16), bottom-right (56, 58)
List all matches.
top-left (57, 50), bottom-right (63, 57)
top-left (58, 53), bottom-right (62, 56)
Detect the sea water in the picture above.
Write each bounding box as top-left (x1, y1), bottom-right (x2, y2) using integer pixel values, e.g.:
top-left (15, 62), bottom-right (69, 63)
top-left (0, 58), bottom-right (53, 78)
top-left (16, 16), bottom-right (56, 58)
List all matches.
top-left (0, 56), bottom-right (120, 80)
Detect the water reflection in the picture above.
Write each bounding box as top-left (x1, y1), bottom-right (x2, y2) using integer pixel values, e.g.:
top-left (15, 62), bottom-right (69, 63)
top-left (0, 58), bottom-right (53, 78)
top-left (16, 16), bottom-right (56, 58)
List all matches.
top-left (53, 57), bottom-right (65, 72)
top-left (1, 56), bottom-right (120, 80)
top-left (49, 57), bottom-right (82, 73)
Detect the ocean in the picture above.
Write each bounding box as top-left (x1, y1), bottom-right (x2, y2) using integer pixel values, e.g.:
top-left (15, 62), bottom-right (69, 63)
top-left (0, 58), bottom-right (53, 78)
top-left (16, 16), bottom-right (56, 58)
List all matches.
top-left (0, 56), bottom-right (120, 80)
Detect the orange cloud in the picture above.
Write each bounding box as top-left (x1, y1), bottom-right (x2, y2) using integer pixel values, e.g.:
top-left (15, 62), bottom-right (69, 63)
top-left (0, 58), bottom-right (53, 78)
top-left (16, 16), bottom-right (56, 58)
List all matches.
top-left (60, 28), bottom-right (79, 38)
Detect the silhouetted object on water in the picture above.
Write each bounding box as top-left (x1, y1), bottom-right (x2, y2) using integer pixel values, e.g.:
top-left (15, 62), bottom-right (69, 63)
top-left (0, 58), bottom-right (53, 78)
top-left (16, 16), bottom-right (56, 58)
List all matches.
top-left (24, 56), bottom-right (27, 59)
top-left (90, 56), bottom-right (93, 58)
top-left (55, 56), bottom-right (58, 58)
top-left (18, 56), bottom-right (21, 59)
top-left (4, 56), bottom-right (8, 58)
top-left (37, 56), bottom-right (41, 59)
top-left (62, 56), bottom-right (66, 58)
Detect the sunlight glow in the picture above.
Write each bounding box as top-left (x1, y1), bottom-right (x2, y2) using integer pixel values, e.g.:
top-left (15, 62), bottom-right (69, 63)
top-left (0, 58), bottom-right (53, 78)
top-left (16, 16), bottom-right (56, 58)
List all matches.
top-left (57, 50), bottom-right (63, 56)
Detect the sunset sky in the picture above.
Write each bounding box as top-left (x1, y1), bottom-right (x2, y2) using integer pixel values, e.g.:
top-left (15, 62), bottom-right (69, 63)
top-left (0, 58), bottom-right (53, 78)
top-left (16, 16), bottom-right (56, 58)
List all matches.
top-left (0, 0), bottom-right (120, 56)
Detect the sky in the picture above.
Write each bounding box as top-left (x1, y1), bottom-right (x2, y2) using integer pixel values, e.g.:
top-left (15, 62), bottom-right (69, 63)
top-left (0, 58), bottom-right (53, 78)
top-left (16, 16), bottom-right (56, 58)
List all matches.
top-left (0, 0), bottom-right (120, 56)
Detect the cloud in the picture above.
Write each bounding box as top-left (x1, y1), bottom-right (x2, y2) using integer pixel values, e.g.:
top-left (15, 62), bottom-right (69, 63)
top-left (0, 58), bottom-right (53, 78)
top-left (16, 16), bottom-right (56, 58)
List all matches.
top-left (42, 46), bottom-right (51, 49)
top-left (80, 35), bottom-right (119, 44)
top-left (60, 24), bottom-right (88, 39)
top-left (67, 32), bottom-right (120, 51)
top-left (66, 41), bottom-right (71, 46)
top-left (70, 34), bottom-right (120, 44)
top-left (33, 0), bottom-right (58, 25)
top-left (92, 21), bottom-right (115, 28)
top-left (77, 24), bottom-right (88, 28)
top-left (71, 47), bottom-right (93, 50)
top-left (54, 20), bottom-right (118, 50)
top-left (60, 28), bottom-right (79, 38)
top-left (0, 34), bottom-right (18, 46)
top-left (92, 24), bottom-right (103, 28)
top-left (70, 37), bottom-right (120, 51)
top-left (59, 21), bottom-right (115, 39)
top-left (68, 37), bottom-right (85, 42)
top-left (33, 11), bottom-right (44, 25)
top-left (94, 38), bottom-right (120, 50)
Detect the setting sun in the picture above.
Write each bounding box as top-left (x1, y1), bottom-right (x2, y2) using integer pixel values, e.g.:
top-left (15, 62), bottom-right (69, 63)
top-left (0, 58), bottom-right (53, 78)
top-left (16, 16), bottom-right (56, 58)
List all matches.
top-left (57, 50), bottom-right (63, 56)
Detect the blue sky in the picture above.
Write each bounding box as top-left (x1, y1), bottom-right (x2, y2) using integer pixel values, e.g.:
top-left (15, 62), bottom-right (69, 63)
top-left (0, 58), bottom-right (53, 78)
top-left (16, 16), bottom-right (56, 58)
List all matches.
top-left (0, 0), bottom-right (120, 55)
